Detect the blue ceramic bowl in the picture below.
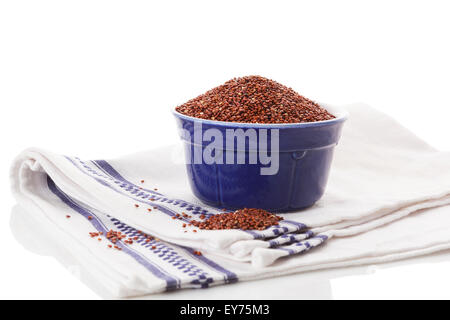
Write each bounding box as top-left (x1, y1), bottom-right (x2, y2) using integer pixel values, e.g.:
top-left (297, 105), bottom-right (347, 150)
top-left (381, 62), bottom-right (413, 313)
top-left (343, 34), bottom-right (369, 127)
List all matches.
top-left (173, 104), bottom-right (348, 212)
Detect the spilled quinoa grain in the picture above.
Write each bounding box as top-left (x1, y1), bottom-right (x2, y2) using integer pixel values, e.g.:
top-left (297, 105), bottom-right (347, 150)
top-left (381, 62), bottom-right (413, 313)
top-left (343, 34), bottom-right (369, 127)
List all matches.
top-left (191, 208), bottom-right (283, 231)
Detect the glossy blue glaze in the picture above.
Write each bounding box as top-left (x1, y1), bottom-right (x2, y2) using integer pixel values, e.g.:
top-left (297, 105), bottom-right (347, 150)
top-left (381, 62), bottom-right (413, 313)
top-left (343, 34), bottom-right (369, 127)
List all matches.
top-left (173, 104), bottom-right (348, 212)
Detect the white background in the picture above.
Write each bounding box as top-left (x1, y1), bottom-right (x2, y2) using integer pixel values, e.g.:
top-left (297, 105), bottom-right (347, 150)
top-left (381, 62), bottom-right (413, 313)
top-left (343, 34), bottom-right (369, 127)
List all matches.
top-left (0, 0), bottom-right (449, 299)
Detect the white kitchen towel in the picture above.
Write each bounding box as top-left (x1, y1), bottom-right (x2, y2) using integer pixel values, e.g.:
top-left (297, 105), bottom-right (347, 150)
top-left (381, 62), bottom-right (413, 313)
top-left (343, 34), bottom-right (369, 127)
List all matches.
top-left (10, 103), bottom-right (450, 297)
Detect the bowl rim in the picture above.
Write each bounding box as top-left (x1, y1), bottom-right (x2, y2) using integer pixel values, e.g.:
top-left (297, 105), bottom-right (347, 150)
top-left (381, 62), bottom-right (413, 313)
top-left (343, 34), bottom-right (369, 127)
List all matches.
top-left (172, 102), bottom-right (348, 128)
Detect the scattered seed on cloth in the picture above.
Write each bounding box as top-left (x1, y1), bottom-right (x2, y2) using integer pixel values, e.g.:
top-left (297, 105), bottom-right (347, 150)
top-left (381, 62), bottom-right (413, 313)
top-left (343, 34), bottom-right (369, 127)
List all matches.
top-left (191, 208), bottom-right (283, 231)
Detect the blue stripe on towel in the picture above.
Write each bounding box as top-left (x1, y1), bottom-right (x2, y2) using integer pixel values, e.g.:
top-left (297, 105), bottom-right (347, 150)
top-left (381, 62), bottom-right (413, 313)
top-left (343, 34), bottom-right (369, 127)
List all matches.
top-left (47, 175), bottom-right (179, 290)
top-left (47, 174), bottom-right (238, 289)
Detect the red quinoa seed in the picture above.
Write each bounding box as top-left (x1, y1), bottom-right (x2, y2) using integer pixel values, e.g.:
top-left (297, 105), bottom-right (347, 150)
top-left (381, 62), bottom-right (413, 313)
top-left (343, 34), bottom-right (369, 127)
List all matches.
top-left (191, 208), bottom-right (283, 231)
top-left (175, 76), bottom-right (335, 124)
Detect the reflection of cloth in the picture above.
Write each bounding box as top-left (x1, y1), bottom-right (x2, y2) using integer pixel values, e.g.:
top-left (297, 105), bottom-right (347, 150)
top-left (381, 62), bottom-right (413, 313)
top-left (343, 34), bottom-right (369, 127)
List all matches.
top-left (10, 104), bottom-right (450, 297)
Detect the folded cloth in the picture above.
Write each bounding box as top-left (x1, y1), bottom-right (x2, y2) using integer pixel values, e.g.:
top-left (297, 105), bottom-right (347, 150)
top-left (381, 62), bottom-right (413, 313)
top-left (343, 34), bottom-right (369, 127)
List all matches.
top-left (10, 103), bottom-right (450, 297)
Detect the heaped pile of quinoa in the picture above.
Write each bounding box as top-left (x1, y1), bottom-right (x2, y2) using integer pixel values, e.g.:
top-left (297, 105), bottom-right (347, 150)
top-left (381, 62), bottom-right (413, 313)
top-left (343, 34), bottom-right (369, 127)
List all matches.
top-left (175, 75), bottom-right (335, 124)
top-left (191, 208), bottom-right (284, 231)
